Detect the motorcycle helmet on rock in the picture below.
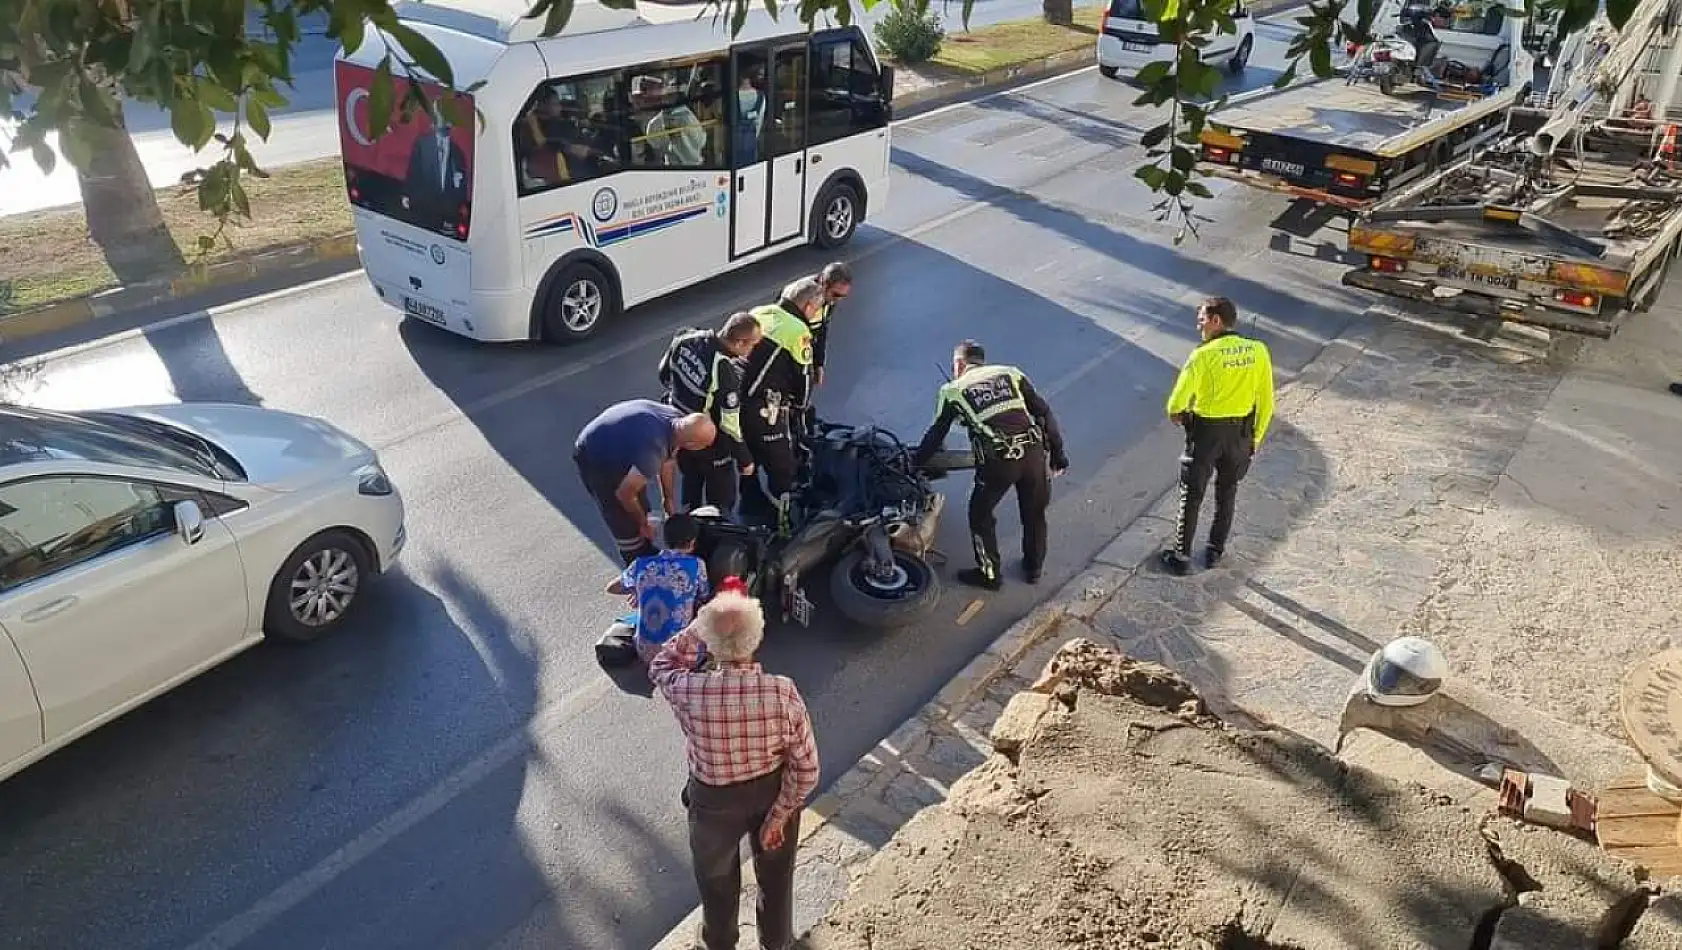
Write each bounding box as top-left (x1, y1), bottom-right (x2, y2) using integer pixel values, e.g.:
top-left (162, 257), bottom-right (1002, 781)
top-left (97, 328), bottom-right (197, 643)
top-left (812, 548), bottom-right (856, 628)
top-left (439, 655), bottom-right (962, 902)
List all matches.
top-left (1361, 636), bottom-right (1448, 707)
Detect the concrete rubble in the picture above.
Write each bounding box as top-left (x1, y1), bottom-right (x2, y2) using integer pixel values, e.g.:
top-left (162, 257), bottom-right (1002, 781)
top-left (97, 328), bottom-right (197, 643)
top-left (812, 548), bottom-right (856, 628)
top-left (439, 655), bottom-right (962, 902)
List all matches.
top-left (799, 640), bottom-right (1679, 950)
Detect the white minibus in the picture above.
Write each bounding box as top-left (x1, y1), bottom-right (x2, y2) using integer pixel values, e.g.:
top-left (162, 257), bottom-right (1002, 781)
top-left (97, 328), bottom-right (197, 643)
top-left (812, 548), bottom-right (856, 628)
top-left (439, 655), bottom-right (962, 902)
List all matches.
top-left (333, 0), bottom-right (895, 344)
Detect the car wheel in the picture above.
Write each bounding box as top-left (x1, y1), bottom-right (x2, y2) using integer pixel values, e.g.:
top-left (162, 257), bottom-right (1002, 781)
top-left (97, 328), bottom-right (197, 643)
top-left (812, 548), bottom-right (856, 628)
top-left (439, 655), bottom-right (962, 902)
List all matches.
top-left (542, 262), bottom-right (618, 343)
top-left (1229, 35), bottom-right (1253, 73)
top-left (812, 183), bottom-right (860, 250)
top-left (1099, 64), bottom-right (1120, 79)
top-left (265, 530), bottom-right (371, 643)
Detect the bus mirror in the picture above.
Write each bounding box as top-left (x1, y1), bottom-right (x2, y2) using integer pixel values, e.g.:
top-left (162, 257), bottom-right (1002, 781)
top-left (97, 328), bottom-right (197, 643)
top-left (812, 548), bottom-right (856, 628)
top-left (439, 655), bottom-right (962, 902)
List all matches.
top-left (879, 64), bottom-right (895, 102)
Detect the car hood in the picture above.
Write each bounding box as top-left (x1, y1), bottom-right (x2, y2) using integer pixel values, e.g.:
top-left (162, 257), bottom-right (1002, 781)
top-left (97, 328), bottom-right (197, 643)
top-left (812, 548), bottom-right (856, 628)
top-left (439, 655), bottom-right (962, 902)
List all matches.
top-left (119, 403), bottom-right (375, 491)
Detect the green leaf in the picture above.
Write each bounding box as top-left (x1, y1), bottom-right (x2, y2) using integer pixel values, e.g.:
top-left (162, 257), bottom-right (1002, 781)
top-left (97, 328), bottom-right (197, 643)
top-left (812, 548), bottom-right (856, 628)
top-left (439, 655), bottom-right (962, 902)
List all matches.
top-left (1273, 61), bottom-right (1298, 89)
top-left (246, 98), bottom-right (272, 140)
top-left (388, 23), bottom-right (456, 85)
top-left (1136, 59), bottom-right (1173, 88)
top-left (30, 142), bottom-right (56, 176)
top-left (231, 177), bottom-right (252, 218)
top-left (171, 99), bottom-right (205, 148)
top-left (1170, 143), bottom-right (1196, 172)
top-left (59, 118), bottom-right (95, 172)
top-left (542, 0), bottom-right (577, 36)
top-left (369, 55), bottom-right (395, 139)
top-left (1141, 123), bottom-right (1171, 150)
top-left (1185, 180), bottom-right (1214, 199)
top-left (193, 102), bottom-right (217, 150)
top-left (199, 81), bottom-right (239, 113)
top-left (252, 86), bottom-right (289, 109)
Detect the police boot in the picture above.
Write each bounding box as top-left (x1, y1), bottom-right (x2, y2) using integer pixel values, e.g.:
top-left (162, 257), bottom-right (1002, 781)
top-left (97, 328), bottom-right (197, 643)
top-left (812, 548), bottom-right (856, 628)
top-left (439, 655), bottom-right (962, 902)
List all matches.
top-left (956, 568), bottom-right (1002, 592)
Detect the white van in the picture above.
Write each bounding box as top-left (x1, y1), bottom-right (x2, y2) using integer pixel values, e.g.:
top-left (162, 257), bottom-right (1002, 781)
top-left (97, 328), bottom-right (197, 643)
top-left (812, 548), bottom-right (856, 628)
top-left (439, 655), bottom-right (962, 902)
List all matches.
top-left (1097, 0), bottom-right (1257, 79)
top-left (334, 0), bottom-right (895, 343)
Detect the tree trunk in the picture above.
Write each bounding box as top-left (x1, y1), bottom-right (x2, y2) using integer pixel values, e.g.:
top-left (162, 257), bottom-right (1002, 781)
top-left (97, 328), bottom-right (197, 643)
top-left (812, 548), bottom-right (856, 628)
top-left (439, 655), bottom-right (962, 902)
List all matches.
top-left (1043, 0), bottom-right (1074, 27)
top-left (75, 109), bottom-right (185, 286)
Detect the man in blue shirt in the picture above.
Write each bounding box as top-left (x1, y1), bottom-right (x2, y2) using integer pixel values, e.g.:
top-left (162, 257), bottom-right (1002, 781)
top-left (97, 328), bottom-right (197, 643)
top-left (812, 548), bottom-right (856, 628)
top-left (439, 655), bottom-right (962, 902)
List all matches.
top-left (575, 399), bottom-right (717, 564)
top-left (607, 513), bottom-right (710, 664)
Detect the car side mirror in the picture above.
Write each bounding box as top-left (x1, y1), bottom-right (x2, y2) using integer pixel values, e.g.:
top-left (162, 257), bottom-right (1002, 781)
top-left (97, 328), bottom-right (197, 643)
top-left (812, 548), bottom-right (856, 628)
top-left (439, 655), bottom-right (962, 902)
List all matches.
top-left (879, 64), bottom-right (895, 101)
top-left (174, 500), bottom-right (206, 546)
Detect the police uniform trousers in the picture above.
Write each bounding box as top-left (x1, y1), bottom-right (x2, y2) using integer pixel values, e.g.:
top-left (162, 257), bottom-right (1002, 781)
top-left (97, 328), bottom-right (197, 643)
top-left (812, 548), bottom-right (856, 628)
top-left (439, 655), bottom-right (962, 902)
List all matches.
top-left (678, 443), bottom-right (740, 513)
top-left (572, 448), bottom-right (657, 566)
top-left (740, 397), bottom-right (799, 506)
top-left (1171, 416), bottom-right (1253, 559)
top-left (969, 441), bottom-right (1051, 581)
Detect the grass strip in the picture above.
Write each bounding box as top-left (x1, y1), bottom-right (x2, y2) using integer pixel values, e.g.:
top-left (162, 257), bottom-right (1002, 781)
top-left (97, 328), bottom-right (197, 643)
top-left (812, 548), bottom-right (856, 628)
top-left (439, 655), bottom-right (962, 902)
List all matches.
top-left (1, 156), bottom-right (351, 315)
top-left (924, 5), bottom-right (1102, 76)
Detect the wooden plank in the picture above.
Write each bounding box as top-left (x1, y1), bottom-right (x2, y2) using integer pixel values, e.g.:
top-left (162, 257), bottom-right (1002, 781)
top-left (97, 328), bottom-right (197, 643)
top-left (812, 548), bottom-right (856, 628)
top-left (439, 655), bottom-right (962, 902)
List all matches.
top-left (1598, 814), bottom-right (1682, 848)
top-left (1603, 843), bottom-right (1682, 878)
top-left (1599, 786), bottom-right (1681, 819)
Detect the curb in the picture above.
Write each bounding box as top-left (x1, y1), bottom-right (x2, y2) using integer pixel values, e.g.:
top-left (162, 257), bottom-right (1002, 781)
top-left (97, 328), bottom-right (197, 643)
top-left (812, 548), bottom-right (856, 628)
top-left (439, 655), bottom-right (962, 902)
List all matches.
top-left (0, 232), bottom-right (359, 349)
top-left (649, 314), bottom-right (1379, 950)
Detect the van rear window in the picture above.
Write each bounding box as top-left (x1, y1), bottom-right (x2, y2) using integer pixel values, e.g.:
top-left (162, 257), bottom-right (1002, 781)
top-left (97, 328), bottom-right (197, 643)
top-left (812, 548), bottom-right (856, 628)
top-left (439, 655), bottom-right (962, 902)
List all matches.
top-left (1108, 0), bottom-right (1148, 19)
top-left (334, 61), bottom-right (477, 242)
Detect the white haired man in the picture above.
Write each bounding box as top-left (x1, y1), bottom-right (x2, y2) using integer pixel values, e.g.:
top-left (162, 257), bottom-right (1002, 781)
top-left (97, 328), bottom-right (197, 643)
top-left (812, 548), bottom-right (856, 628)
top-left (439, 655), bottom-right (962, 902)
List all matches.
top-left (649, 591), bottom-right (819, 950)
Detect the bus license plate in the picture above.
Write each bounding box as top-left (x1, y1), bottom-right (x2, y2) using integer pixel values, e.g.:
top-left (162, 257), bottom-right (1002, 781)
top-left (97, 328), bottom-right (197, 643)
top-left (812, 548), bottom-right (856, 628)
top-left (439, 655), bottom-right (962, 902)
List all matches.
top-left (1261, 158), bottom-right (1306, 178)
top-left (1122, 41), bottom-right (1153, 51)
top-left (1441, 267), bottom-right (1518, 291)
top-left (403, 296), bottom-right (447, 326)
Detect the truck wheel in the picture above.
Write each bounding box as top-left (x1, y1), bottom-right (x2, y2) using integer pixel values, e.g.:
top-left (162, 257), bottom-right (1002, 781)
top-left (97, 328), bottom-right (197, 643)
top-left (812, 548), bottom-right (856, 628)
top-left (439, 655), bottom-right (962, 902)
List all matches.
top-left (1228, 36), bottom-right (1253, 73)
top-left (542, 262), bottom-right (619, 343)
top-left (830, 549), bottom-right (941, 629)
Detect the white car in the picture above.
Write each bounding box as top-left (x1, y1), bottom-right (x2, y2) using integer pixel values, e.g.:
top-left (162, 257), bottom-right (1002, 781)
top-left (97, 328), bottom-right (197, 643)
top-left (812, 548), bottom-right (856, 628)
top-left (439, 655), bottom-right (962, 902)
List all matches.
top-left (0, 402), bottom-right (405, 782)
top-left (1097, 0), bottom-right (1256, 79)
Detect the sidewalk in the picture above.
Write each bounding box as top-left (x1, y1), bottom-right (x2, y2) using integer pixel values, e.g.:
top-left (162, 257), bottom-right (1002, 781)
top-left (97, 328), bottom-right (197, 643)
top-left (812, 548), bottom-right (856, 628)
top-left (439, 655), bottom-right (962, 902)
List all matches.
top-left (654, 281), bottom-right (1682, 948)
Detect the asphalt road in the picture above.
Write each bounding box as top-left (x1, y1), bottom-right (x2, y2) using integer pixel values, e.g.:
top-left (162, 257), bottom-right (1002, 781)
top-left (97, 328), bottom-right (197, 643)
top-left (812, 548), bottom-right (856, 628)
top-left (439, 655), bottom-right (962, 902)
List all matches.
top-left (0, 0), bottom-right (1049, 216)
top-left (0, 48), bottom-right (1371, 950)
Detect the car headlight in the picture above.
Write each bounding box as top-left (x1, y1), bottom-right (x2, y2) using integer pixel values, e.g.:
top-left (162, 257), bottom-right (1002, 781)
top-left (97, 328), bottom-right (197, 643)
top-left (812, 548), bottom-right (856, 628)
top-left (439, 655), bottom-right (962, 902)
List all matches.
top-left (356, 463), bottom-right (395, 496)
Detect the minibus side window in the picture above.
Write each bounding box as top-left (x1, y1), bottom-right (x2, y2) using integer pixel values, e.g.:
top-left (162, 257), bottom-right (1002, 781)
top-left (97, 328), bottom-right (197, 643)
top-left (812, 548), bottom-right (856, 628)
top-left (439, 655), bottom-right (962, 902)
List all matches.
top-left (626, 58), bottom-right (728, 170)
top-left (514, 72), bottom-right (629, 197)
top-left (807, 34), bottom-right (887, 148)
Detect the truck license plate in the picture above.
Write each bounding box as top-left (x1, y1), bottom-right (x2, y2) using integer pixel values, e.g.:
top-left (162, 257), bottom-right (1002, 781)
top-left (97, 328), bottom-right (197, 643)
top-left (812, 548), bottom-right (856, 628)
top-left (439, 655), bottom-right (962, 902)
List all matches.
top-left (1441, 267), bottom-right (1518, 291)
top-left (1122, 41), bottom-right (1152, 51)
top-left (403, 296), bottom-right (447, 326)
top-left (1260, 158), bottom-right (1305, 178)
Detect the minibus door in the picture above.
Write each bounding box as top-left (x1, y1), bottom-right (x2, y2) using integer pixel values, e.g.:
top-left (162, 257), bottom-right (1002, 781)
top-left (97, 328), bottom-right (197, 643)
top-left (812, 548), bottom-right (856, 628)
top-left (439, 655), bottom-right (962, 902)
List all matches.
top-left (730, 42), bottom-right (808, 257)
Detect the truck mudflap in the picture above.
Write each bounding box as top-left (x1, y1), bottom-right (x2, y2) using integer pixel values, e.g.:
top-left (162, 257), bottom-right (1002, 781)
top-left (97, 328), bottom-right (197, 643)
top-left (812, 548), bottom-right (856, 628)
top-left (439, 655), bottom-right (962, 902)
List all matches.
top-left (1342, 269), bottom-right (1619, 338)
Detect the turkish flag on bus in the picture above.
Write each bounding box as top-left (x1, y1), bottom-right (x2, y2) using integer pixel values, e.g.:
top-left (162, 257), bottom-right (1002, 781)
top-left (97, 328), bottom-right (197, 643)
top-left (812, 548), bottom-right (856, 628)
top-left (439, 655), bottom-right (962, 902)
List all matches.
top-left (335, 60), bottom-right (476, 239)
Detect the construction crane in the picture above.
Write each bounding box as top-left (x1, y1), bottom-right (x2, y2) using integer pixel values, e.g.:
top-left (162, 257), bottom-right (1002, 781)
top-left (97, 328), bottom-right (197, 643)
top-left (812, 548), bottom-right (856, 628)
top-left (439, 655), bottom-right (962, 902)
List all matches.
top-left (1528, 0), bottom-right (1682, 162)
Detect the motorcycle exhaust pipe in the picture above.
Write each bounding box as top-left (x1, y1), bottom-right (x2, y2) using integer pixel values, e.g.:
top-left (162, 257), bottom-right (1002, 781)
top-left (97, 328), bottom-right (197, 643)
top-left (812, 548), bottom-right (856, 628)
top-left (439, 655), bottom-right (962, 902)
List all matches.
top-left (890, 492), bottom-right (946, 555)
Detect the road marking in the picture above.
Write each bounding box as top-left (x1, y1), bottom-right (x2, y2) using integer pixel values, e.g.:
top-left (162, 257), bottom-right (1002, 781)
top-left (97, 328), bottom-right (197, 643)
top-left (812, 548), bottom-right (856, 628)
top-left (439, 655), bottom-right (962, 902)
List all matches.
top-left (179, 674), bottom-right (618, 950)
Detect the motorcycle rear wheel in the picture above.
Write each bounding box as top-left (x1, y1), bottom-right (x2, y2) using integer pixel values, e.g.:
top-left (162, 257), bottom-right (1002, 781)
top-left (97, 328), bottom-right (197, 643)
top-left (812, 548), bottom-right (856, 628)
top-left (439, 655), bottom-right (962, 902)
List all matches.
top-left (830, 549), bottom-right (942, 629)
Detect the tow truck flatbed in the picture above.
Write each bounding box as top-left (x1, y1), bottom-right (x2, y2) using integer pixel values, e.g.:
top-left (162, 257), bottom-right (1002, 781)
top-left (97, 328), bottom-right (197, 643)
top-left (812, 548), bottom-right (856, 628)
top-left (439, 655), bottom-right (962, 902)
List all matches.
top-left (1200, 75), bottom-right (1519, 210)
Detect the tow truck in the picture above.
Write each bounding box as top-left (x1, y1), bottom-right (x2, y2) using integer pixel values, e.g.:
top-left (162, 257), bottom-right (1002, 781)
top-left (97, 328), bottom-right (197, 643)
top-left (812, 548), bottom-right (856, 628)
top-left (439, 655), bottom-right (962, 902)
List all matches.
top-left (1199, 0), bottom-right (1534, 210)
top-left (1341, 0), bottom-right (1682, 337)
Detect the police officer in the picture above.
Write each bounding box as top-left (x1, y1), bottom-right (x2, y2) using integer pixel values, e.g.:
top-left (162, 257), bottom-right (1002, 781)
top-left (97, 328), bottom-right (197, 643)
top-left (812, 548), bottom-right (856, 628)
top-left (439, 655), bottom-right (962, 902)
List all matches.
top-left (739, 277), bottom-right (824, 512)
top-left (913, 339), bottom-right (1068, 591)
top-left (1160, 296), bottom-right (1276, 576)
top-left (808, 262), bottom-right (853, 389)
top-left (658, 312), bottom-right (764, 512)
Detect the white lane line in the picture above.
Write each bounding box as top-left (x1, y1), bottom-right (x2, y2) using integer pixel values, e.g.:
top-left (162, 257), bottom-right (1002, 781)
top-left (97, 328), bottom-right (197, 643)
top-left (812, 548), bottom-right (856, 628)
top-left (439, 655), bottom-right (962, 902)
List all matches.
top-left (179, 674), bottom-right (617, 950)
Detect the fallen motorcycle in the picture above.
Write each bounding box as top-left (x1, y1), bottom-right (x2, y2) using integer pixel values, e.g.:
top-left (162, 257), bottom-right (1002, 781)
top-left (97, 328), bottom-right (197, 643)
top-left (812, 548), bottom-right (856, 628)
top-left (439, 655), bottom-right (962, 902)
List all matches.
top-left (692, 418), bottom-right (972, 630)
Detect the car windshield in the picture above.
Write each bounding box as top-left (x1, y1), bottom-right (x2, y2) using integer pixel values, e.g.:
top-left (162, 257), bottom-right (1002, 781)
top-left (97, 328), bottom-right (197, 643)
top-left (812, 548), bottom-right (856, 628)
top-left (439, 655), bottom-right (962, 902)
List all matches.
top-left (0, 408), bottom-right (222, 479)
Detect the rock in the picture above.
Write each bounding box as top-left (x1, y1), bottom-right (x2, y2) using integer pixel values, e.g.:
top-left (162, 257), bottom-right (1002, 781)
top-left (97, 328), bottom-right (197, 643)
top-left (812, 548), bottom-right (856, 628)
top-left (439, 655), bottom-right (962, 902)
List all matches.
top-left (1627, 892), bottom-right (1682, 950)
top-left (1483, 816), bottom-right (1645, 950)
top-left (989, 691), bottom-right (1062, 758)
top-left (1032, 637), bottom-right (1207, 716)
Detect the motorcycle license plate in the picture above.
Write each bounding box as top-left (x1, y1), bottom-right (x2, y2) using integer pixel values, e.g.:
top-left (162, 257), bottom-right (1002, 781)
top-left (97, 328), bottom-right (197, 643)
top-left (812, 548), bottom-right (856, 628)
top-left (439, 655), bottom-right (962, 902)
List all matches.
top-left (788, 585), bottom-right (814, 627)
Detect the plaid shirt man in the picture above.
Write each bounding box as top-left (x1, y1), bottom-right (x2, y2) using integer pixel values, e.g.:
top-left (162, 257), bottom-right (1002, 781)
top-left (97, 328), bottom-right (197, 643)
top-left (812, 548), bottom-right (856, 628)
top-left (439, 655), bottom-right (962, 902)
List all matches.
top-left (648, 627), bottom-right (820, 833)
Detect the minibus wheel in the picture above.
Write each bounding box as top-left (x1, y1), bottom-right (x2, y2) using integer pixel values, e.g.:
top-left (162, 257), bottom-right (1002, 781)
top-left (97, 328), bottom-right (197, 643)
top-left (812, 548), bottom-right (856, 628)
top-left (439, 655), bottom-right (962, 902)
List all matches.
top-left (542, 262), bottom-right (619, 342)
top-left (813, 183), bottom-right (861, 249)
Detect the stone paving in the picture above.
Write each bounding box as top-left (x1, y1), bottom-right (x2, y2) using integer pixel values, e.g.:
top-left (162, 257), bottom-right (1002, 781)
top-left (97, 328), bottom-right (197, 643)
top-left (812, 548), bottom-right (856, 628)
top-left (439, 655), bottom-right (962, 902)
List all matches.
top-left (655, 290), bottom-right (1682, 948)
